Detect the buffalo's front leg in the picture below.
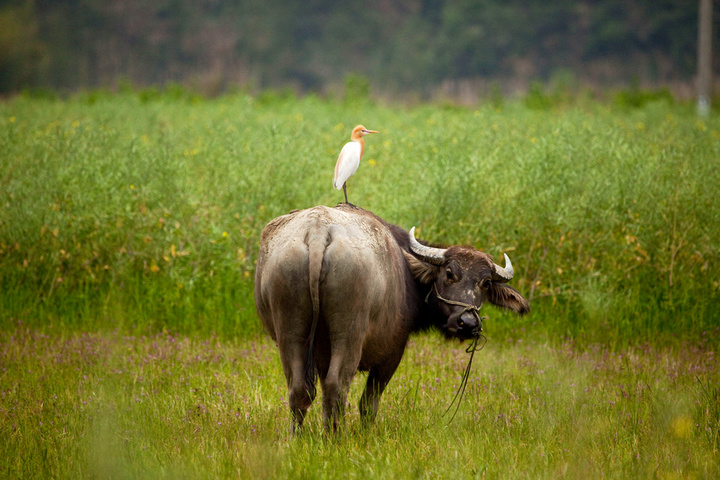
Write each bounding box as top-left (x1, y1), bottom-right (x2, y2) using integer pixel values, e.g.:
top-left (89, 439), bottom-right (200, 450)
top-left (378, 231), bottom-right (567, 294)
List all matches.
top-left (359, 361), bottom-right (401, 423)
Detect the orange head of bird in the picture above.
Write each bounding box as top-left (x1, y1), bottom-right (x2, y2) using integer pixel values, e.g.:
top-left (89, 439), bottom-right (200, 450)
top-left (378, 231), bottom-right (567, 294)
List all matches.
top-left (351, 125), bottom-right (378, 140)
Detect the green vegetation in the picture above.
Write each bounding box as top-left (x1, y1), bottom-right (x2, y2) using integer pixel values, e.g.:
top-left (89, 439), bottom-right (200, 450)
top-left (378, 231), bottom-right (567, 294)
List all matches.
top-left (1, 91), bottom-right (718, 342)
top-left (0, 91), bottom-right (718, 477)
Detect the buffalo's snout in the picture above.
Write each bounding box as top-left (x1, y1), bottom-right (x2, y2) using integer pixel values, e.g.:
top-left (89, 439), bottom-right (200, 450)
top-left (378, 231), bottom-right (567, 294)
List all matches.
top-left (449, 311), bottom-right (482, 338)
top-left (457, 311), bottom-right (478, 329)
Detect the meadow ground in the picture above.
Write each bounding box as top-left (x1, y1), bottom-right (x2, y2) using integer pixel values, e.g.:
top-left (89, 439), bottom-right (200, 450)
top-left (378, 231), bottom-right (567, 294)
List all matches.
top-left (1, 329), bottom-right (718, 479)
top-left (1, 90), bottom-right (719, 478)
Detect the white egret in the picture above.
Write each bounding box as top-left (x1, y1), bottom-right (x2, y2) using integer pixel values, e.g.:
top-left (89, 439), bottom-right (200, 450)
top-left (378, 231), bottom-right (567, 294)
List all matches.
top-left (333, 124), bottom-right (378, 204)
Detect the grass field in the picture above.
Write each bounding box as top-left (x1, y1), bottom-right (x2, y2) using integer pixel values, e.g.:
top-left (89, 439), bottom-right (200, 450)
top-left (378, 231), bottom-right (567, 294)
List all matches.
top-left (1, 90), bottom-right (719, 478)
top-left (2, 329), bottom-right (718, 479)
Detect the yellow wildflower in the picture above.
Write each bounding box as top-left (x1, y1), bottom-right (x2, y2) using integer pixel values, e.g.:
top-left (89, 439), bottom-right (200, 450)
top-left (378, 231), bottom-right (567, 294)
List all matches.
top-left (671, 416), bottom-right (692, 439)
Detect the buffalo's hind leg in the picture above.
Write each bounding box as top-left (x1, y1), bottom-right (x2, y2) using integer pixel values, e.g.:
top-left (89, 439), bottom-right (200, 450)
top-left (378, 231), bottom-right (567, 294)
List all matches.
top-left (275, 334), bottom-right (317, 434)
top-left (319, 342), bottom-right (361, 432)
top-left (291, 354), bottom-right (316, 433)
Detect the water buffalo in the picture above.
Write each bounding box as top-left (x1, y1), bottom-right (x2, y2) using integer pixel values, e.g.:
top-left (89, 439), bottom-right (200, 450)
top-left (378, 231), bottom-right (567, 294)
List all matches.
top-left (254, 204), bottom-right (529, 431)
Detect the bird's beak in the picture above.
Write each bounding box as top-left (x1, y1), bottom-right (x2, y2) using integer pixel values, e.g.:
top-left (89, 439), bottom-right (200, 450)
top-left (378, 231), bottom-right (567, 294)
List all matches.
top-left (363, 129), bottom-right (378, 135)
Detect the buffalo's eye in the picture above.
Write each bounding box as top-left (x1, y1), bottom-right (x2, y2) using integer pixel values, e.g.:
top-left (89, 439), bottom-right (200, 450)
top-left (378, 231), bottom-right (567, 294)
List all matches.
top-left (480, 278), bottom-right (491, 289)
top-left (445, 268), bottom-right (455, 281)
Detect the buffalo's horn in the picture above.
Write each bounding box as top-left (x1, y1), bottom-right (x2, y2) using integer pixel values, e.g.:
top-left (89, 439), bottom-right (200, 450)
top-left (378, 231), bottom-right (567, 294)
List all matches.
top-left (408, 227), bottom-right (446, 265)
top-left (492, 253), bottom-right (514, 282)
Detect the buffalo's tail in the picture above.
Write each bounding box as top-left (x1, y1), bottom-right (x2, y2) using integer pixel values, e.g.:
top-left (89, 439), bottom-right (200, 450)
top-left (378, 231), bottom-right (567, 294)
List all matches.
top-left (304, 228), bottom-right (327, 400)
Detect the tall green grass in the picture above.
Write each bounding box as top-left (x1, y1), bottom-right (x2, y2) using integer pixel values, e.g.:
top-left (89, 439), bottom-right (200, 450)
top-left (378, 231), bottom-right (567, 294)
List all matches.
top-left (1, 92), bottom-right (719, 342)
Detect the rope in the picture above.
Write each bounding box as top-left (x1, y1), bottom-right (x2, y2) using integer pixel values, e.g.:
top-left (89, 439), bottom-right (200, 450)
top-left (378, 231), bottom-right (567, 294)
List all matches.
top-left (426, 284), bottom-right (488, 424)
top-left (442, 331), bottom-right (486, 424)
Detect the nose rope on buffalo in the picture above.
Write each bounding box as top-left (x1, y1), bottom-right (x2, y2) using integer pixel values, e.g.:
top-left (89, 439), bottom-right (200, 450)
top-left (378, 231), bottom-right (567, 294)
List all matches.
top-left (429, 283), bottom-right (488, 424)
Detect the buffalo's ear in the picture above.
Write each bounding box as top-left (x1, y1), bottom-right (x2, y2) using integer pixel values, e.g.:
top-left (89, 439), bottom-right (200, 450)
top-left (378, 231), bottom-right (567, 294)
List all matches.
top-left (488, 283), bottom-right (530, 315)
top-left (403, 251), bottom-right (437, 284)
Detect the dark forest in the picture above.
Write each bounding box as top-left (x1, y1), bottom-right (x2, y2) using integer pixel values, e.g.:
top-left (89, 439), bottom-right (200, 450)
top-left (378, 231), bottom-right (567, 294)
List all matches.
top-left (0, 0), bottom-right (716, 97)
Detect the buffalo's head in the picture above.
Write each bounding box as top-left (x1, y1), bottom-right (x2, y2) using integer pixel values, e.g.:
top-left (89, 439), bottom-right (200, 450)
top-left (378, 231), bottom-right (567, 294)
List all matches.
top-left (405, 227), bottom-right (530, 339)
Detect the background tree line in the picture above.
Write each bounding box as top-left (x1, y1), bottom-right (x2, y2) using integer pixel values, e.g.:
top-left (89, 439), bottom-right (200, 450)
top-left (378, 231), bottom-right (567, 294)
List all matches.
top-left (0, 0), bottom-right (716, 98)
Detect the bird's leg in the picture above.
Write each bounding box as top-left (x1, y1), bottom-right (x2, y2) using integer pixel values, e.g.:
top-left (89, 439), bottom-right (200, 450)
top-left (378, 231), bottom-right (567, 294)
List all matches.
top-left (342, 184), bottom-right (349, 204)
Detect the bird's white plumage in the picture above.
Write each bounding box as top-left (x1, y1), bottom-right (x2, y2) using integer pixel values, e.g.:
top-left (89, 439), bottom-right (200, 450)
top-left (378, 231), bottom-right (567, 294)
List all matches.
top-left (333, 141), bottom-right (362, 190)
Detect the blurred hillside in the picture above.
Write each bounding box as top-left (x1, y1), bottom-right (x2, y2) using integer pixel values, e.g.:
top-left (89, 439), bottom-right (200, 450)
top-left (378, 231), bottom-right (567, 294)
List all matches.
top-left (0, 0), bottom-right (716, 98)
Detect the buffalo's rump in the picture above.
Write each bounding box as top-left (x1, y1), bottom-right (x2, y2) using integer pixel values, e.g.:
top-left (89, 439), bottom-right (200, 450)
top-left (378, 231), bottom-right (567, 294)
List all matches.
top-left (254, 205), bottom-right (409, 372)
